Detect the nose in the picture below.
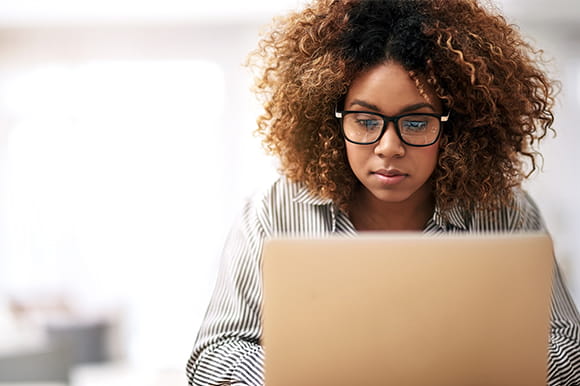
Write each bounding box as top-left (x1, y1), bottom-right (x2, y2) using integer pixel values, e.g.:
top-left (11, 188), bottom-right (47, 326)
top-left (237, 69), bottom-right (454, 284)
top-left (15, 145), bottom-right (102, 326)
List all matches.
top-left (374, 122), bottom-right (405, 158)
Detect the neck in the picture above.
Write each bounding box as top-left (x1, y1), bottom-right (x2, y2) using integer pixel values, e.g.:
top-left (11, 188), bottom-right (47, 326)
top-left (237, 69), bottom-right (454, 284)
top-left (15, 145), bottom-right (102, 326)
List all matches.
top-left (349, 185), bottom-right (435, 232)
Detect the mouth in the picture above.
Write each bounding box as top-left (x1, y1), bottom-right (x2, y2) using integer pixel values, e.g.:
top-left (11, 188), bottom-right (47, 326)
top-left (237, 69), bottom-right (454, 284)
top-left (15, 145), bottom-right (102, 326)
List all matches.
top-left (373, 169), bottom-right (408, 177)
top-left (371, 169), bottom-right (408, 185)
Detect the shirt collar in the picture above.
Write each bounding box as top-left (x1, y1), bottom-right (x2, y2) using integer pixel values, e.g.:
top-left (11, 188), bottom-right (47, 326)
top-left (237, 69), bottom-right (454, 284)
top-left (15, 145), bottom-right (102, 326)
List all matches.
top-left (292, 183), bottom-right (468, 231)
top-left (431, 204), bottom-right (468, 231)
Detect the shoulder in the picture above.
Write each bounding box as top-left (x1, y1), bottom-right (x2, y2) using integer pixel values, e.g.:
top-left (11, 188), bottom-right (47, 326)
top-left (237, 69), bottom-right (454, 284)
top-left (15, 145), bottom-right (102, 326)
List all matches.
top-left (243, 176), bottom-right (334, 235)
top-left (466, 189), bottom-right (545, 232)
top-left (244, 176), bottom-right (304, 214)
top-left (258, 175), bottom-right (310, 206)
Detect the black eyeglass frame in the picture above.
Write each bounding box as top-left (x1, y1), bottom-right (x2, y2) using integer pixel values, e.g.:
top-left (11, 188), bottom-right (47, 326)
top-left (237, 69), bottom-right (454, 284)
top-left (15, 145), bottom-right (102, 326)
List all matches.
top-left (334, 108), bottom-right (450, 147)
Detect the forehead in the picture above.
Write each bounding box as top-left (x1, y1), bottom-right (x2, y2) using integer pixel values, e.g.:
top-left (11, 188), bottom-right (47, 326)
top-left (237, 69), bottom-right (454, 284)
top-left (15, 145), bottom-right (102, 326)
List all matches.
top-left (346, 61), bottom-right (441, 113)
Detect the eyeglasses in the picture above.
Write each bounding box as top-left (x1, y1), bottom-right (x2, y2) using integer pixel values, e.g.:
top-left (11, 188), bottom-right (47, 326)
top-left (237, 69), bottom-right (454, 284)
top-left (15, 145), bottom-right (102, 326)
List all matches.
top-left (334, 109), bottom-right (450, 146)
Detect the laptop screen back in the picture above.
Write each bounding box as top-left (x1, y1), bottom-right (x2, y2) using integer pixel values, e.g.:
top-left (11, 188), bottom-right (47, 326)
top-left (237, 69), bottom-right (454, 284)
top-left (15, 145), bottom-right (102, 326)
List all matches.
top-left (261, 233), bottom-right (554, 386)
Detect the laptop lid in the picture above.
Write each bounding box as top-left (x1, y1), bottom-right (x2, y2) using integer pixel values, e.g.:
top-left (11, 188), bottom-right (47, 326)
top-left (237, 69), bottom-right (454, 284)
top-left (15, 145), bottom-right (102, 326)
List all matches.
top-left (261, 232), bottom-right (554, 386)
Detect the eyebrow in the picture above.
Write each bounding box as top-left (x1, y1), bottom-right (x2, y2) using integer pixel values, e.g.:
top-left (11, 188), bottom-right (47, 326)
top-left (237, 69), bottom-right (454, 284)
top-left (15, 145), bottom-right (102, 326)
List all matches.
top-left (348, 99), bottom-right (436, 114)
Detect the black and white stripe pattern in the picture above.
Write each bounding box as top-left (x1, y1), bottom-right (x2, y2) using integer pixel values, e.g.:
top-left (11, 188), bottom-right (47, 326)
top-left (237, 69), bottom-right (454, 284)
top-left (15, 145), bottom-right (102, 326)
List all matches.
top-left (187, 177), bottom-right (580, 386)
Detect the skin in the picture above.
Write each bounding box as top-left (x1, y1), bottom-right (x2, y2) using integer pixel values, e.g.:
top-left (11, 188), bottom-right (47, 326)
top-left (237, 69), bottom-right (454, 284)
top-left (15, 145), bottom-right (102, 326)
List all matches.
top-left (345, 61), bottom-right (443, 231)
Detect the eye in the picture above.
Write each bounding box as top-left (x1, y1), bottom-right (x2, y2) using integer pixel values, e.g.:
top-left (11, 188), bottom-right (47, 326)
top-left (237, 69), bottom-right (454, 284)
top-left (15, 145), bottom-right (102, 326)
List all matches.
top-left (356, 119), bottom-right (381, 130)
top-left (401, 118), bottom-right (429, 132)
top-left (351, 113), bottom-right (382, 131)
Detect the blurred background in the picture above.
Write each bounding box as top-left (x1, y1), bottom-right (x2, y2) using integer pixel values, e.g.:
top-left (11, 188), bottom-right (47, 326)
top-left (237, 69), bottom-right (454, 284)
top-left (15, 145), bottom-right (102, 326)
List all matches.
top-left (0, 0), bottom-right (578, 385)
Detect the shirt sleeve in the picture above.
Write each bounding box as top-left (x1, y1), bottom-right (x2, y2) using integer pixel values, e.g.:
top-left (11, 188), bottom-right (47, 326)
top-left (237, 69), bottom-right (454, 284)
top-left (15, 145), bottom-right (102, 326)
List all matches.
top-left (186, 197), bottom-right (268, 386)
top-left (548, 262), bottom-right (580, 386)
top-left (518, 191), bottom-right (580, 385)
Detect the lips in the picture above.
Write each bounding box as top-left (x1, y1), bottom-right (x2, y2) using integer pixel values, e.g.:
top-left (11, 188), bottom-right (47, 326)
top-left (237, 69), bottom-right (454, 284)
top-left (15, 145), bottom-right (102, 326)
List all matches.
top-left (372, 169), bottom-right (408, 185)
top-left (373, 169), bottom-right (408, 177)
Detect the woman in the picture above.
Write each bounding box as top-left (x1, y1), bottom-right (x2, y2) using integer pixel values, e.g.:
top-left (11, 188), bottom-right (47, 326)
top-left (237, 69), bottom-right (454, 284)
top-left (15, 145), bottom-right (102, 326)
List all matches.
top-left (187, 0), bottom-right (580, 385)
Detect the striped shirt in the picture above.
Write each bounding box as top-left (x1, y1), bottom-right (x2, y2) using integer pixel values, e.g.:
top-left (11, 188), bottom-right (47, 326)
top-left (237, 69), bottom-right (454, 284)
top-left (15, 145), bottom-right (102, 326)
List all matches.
top-left (186, 177), bottom-right (580, 386)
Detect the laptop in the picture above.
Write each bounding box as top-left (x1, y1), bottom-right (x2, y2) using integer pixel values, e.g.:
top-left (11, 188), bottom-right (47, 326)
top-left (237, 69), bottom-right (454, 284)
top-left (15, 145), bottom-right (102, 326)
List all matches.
top-left (261, 232), bottom-right (554, 386)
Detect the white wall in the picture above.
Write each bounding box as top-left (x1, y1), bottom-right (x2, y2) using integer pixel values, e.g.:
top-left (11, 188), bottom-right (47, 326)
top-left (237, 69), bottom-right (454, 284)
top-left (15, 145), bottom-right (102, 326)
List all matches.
top-left (0, 23), bottom-right (279, 370)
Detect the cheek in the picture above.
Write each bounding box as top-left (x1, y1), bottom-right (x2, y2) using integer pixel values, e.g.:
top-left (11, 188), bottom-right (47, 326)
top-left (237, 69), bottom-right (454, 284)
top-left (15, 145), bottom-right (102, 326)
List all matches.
top-left (345, 143), bottom-right (365, 172)
top-left (422, 146), bottom-right (440, 172)
top-left (408, 144), bottom-right (440, 178)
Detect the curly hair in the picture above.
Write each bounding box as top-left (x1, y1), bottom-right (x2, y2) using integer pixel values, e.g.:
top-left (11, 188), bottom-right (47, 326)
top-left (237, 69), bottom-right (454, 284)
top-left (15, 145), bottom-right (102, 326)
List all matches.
top-left (248, 0), bottom-right (556, 213)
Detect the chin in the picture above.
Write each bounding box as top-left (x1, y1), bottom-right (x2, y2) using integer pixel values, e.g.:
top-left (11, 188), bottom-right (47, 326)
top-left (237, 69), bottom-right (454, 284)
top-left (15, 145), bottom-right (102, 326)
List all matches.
top-left (369, 189), bottom-right (415, 204)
